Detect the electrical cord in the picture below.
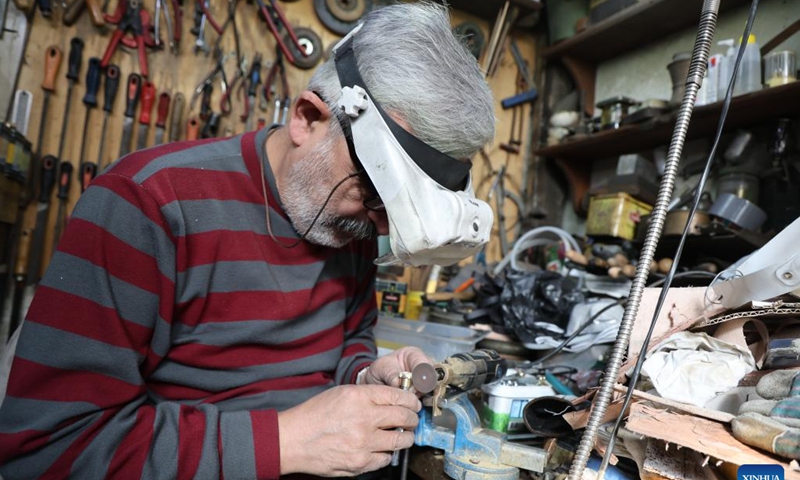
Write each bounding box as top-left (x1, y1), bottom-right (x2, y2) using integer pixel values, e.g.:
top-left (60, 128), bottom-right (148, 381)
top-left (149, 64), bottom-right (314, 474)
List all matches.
top-left (596, 2), bottom-right (760, 476)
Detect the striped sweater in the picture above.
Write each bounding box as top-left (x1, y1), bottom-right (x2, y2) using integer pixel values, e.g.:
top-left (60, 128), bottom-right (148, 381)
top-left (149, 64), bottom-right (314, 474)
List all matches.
top-left (0, 127), bottom-right (379, 479)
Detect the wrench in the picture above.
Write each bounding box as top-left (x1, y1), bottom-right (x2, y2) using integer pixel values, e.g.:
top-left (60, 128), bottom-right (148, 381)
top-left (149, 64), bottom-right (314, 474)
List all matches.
top-left (194, 0), bottom-right (210, 55)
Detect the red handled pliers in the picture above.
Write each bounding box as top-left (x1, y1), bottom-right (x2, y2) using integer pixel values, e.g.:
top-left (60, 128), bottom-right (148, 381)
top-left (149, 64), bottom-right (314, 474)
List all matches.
top-left (101, 0), bottom-right (156, 77)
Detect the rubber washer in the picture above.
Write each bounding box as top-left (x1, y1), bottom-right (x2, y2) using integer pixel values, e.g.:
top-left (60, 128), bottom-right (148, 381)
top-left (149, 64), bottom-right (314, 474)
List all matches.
top-left (452, 21), bottom-right (485, 59)
top-left (284, 27), bottom-right (323, 70)
top-left (314, 0), bottom-right (372, 36)
top-left (325, 0), bottom-right (367, 22)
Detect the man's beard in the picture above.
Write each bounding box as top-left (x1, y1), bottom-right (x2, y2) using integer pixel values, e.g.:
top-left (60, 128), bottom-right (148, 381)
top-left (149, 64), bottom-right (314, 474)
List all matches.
top-left (280, 132), bottom-right (377, 248)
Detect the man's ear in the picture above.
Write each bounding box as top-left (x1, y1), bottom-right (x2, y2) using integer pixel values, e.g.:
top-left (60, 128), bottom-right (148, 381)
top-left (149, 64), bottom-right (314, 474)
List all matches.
top-left (288, 90), bottom-right (332, 146)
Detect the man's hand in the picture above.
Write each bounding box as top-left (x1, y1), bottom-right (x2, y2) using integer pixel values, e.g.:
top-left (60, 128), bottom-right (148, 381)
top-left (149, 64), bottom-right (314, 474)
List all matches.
top-left (278, 384), bottom-right (421, 477)
top-left (361, 347), bottom-right (432, 388)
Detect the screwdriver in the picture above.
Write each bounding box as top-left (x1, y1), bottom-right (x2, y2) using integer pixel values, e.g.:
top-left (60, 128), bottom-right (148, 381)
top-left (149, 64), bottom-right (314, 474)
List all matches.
top-left (51, 161), bottom-right (74, 257)
top-left (27, 46), bottom-right (62, 207)
top-left (154, 92), bottom-right (171, 145)
top-left (96, 65), bottom-right (120, 169)
top-left (136, 81), bottom-right (157, 151)
top-left (78, 57), bottom-right (102, 192)
top-left (119, 73), bottom-right (142, 157)
top-left (56, 37), bottom-right (84, 163)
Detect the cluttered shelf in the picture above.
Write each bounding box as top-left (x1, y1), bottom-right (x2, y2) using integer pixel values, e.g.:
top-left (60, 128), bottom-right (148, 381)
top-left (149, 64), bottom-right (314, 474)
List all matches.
top-left (540, 0), bottom-right (750, 63)
top-left (534, 81), bottom-right (800, 162)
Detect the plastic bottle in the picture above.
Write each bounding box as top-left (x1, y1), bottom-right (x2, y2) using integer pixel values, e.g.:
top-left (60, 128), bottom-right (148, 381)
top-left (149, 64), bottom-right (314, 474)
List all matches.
top-left (717, 39), bottom-right (735, 95)
top-left (733, 34), bottom-right (762, 96)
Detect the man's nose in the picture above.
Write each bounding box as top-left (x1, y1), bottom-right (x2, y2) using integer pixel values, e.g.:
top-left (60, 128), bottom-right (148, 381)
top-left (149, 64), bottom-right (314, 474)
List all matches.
top-left (367, 209), bottom-right (389, 236)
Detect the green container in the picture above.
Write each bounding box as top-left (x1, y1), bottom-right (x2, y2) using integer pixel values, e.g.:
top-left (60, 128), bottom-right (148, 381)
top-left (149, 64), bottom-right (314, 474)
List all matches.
top-left (546, 0), bottom-right (589, 45)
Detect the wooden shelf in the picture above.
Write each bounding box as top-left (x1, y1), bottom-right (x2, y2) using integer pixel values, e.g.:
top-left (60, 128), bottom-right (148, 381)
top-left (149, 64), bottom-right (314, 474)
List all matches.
top-left (535, 81), bottom-right (800, 162)
top-left (445, 0), bottom-right (542, 23)
top-left (541, 0), bottom-right (749, 63)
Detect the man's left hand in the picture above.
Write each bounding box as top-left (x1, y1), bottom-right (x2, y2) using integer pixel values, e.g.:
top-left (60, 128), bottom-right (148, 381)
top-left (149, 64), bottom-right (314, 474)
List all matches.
top-left (361, 347), bottom-right (432, 389)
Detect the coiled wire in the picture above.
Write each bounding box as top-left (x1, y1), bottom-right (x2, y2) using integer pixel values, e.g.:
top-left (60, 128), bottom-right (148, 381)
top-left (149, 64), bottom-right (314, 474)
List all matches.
top-left (566, 1), bottom-right (721, 478)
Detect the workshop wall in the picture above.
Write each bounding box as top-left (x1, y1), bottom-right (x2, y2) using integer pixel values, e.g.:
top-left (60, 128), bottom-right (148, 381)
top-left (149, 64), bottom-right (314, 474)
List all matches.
top-left (16, 0), bottom-right (536, 272)
top-left (594, 0), bottom-right (800, 106)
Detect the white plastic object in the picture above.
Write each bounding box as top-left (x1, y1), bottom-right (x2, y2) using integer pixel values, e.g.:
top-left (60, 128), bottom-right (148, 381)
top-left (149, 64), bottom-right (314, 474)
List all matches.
top-left (481, 381), bottom-right (555, 433)
top-left (733, 34), bottom-right (762, 96)
top-left (717, 39), bottom-right (736, 95)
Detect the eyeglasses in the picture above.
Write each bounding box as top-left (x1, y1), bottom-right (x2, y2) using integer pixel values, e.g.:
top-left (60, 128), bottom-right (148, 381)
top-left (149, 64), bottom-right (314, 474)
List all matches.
top-left (355, 170), bottom-right (385, 211)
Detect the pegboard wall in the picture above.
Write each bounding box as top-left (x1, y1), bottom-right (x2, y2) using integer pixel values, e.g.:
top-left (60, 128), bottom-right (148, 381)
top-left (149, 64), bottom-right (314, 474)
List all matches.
top-left (15, 0), bottom-right (537, 269)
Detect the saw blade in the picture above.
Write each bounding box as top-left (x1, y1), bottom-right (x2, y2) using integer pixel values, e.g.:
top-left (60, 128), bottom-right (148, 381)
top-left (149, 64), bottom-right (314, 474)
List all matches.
top-left (10, 89), bottom-right (32, 136)
top-left (0, 2), bottom-right (29, 124)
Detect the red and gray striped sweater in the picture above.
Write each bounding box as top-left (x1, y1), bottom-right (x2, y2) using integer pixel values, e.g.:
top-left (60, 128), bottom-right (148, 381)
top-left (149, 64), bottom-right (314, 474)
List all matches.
top-left (0, 128), bottom-right (378, 479)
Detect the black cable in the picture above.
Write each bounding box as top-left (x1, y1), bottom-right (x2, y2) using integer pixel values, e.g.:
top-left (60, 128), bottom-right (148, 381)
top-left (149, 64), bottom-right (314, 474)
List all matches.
top-left (598, 1), bottom-right (760, 473)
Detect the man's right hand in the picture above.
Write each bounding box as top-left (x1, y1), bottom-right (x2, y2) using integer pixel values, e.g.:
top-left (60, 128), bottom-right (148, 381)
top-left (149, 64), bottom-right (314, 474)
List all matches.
top-left (277, 384), bottom-right (422, 476)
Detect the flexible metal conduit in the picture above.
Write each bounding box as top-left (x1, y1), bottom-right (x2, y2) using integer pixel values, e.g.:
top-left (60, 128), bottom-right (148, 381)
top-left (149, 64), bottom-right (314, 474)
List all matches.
top-left (566, 2), bottom-right (721, 478)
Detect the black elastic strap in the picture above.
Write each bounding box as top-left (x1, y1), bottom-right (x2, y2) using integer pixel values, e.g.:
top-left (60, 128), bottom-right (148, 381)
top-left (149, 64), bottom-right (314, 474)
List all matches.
top-left (333, 35), bottom-right (472, 192)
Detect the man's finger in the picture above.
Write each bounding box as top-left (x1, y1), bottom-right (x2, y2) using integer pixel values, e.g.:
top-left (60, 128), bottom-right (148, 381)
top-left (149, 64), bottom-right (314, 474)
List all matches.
top-left (369, 429), bottom-right (416, 453)
top-left (364, 385), bottom-right (422, 411)
top-left (372, 404), bottom-right (420, 430)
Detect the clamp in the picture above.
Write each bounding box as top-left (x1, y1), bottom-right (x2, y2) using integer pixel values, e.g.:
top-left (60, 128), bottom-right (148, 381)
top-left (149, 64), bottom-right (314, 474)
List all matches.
top-left (101, 0), bottom-right (156, 77)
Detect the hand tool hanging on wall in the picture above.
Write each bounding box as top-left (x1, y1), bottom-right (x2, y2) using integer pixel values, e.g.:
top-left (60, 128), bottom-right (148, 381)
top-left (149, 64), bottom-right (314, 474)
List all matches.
top-left (251, 0), bottom-right (307, 66)
top-left (28, 46), bottom-right (61, 203)
top-left (26, 156), bottom-right (56, 283)
top-left (78, 57), bottom-right (102, 192)
top-left (242, 53), bottom-right (261, 131)
top-left (10, 90), bottom-right (32, 137)
top-left (153, 0), bottom-right (175, 53)
top-left (154, 92), bottom-right (170, 145)
top-left (135, 80), bottom-right (156, 151)
top-left (8, 226), bottom-right (32, 335)
top-left (213, 0), bottom-right (241, 66)
top-left (168, 92), bottom-right (184, 142)
top-left (200, 112), bottom-right (220, 138)
top-left (500, 39), bottom-right (538, 110)
top-left (101, 0), bottom-right (155, 77)
top-left (0, 1), bottom-right (31, 129)
top-left (50, 160), bottom-right (73, 255)
top-left (96, 64), bottom-right (120, 169)
top-left (186, 117), bottom-right (199, 140)
top-left (63, 0), bottom-right (104, 26)
top-left (190, 51), bottom-right (231, 117)
top-left (119, 73), bottom-right (142, 157)
top-left (221, 55), bottom-right (247, 116)
top-left (263, 49), bottom-right (289, 125)
top-left (193, 0), bottom-right (210, 55)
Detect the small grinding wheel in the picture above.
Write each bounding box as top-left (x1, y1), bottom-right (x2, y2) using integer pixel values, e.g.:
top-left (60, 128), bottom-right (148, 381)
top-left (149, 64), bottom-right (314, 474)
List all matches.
top-left (452, 22), bottom-right (485, 59)
top-left (314, 0), bottom-right (372, 36)
top-left (412, 363), bottom-right (438, 395)
top-left (325, 0), bottom-right (367, 22)
top-left (284, 27), bottom-right (323, 70)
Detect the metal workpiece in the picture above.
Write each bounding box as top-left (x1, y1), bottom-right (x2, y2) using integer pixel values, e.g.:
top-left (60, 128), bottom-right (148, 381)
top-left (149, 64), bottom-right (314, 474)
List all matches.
top-left (419, 350), bottom-right (507, 417)
top-left (391, 371), bottom-right (414, 469)
top-left (414, 393), bottom-right (546, 480)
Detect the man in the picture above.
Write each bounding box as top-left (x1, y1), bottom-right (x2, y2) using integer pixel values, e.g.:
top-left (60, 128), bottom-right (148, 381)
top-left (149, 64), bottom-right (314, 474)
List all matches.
top-left (0, 2), bottom-right (495, 478)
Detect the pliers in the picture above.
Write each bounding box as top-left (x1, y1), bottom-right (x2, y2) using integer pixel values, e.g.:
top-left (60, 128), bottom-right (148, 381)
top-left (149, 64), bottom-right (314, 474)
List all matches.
top-left (221, 56), bottom-right (248, 116)
top-left (251, 0), bottom-right (307, 66)
top-left (101, 0), bottom-right (156, 77)
top-left (190, 51), bottom-right (233, 114)
top-left (263, 49), bottom-right (290, 125)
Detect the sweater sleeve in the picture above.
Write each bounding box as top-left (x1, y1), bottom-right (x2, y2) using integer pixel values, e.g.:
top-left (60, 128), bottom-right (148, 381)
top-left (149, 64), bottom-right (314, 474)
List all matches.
top-left (0, 172), bottom-right (280, 480)
top-left (335, 241), bottom-right (379, 385)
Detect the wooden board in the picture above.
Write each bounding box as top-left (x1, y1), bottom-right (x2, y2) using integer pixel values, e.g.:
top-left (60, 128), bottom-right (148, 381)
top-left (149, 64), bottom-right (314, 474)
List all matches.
top-left (15, 0), bottom-right (536, 272)
top-left (626, 403), bottom-right (800, 479)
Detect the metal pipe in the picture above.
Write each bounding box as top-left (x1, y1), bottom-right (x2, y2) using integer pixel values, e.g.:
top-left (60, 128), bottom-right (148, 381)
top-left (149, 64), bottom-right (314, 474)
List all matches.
top-left (565, 1), bottom-right (720, 478)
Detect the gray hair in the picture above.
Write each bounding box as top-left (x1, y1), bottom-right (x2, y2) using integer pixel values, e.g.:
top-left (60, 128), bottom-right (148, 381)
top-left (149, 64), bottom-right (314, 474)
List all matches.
top-left (307, 2), bottom-right (496, 159)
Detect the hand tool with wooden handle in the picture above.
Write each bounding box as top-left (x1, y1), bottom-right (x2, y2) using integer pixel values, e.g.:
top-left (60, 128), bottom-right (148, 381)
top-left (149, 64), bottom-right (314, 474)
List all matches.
top-left (154, 92), bottom-right (171, 145)
top-left (51, 161), bottom-right (74, 256)
top-left (78, 57), bottom-right (102, 192)
top-left (168, 92), bottom-right (185, 142)
top-left (8, 227), bottom-right (33, 336)
top-left (97, 64), bottom-right (120, 168)
top-left (136, 81), bottom-right (156, 151)
top-left (119, 73), bottom-right (142, 157)
top-left (29, 46), bottom-right (62, 204)
top-left (63, 0), bottom-right (105, 26)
